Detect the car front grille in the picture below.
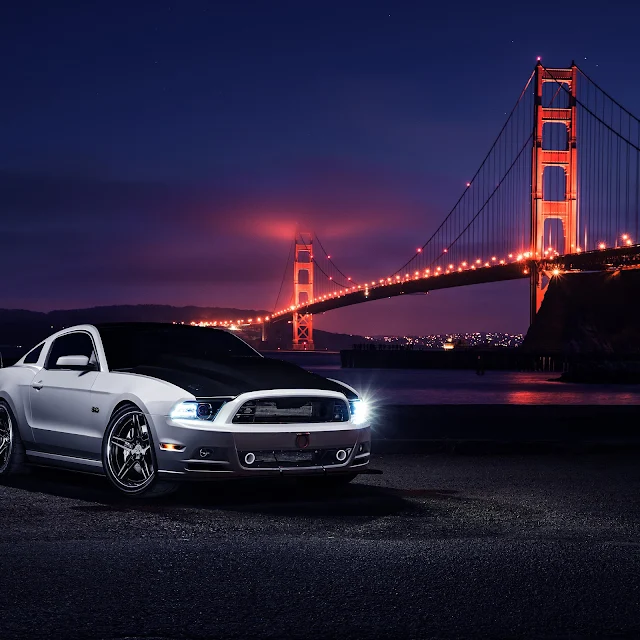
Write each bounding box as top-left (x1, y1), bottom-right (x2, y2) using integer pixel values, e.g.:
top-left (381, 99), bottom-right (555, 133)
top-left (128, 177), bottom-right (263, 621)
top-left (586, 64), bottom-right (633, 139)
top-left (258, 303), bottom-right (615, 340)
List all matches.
top-left (237, 448), bottom-right (352, 468)
top-left (233, 397), bottom-right (349, 424)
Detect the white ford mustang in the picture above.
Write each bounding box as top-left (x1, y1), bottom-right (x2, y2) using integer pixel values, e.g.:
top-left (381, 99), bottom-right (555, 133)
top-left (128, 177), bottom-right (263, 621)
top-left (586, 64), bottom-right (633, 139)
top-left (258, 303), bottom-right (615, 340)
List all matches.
top-left (0, 323), bottom-right (371, 497)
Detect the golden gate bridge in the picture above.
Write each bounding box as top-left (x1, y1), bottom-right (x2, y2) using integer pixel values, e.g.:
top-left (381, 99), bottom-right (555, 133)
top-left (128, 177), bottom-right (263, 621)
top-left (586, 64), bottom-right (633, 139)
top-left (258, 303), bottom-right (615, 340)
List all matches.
top-left (195, 62), bottom-right (640, 349)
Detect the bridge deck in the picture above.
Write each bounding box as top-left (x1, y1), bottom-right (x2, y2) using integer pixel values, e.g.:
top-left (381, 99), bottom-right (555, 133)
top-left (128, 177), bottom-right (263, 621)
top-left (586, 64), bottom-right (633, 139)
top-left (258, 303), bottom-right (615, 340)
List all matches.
top-left (270, 245), bottom-right (640, 323)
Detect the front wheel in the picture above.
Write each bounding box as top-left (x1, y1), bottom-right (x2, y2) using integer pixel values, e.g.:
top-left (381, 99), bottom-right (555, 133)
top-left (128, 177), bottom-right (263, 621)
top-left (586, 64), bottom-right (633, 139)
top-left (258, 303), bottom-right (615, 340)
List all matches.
top-left (0, 401), bottom-right (27, 477)
top-left (102, 405), bottom-right (177, 498)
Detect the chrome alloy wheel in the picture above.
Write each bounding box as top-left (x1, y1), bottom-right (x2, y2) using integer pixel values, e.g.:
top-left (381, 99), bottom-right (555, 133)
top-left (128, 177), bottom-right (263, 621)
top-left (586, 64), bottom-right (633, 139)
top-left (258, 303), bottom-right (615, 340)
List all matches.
top-left (106, 410), bottom-right (156, 492)
top-left (0, 405), bottom-right (13, 474)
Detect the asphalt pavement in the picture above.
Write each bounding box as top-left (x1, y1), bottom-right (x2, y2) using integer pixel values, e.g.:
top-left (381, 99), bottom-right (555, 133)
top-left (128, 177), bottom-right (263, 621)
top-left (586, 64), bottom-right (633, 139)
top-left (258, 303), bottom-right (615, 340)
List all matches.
top-left (1, 453), bottom-right (639, 639)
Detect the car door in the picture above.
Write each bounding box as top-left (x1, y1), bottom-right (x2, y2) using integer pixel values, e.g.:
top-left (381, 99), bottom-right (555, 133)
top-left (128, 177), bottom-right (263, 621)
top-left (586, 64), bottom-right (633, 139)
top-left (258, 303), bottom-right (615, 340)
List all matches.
top-left (29, 331), bottom-right (103, 459)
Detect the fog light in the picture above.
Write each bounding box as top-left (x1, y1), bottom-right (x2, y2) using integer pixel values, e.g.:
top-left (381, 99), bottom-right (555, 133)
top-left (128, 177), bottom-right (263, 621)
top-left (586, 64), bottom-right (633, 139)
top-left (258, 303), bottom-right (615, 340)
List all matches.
top-left (160, 443), bottom-right (185, 452)
top-left (199, 448), bottom-right (213, 458)
top-left (336, 449), bottom-right (347, 462)
top-left (244, 452), bottom-right (256, 465)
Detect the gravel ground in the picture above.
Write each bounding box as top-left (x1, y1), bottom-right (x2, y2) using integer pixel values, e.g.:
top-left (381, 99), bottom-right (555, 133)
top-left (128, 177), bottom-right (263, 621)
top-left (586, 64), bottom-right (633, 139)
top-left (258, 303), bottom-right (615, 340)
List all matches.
top-left (0, 453), bottom-right (639, 639)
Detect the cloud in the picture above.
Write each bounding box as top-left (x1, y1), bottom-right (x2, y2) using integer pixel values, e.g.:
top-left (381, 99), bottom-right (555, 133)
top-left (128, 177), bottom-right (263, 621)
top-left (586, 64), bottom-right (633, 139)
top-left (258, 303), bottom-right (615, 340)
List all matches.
top-left (0, 165), bottom-right (448, 315)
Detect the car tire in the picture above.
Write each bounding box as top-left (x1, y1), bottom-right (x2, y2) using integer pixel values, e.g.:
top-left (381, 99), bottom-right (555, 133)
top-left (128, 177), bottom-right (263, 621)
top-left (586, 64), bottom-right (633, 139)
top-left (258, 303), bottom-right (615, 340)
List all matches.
top-left (0, 400), bottom-right (28, 477)
top-left (102, 403), bottom-right (178, 498)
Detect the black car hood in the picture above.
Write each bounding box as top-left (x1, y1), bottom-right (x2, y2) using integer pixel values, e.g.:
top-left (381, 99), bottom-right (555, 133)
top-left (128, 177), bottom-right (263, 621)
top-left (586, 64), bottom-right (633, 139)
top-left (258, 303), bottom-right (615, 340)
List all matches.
top-left (115, 355), bottom-right (356, 399)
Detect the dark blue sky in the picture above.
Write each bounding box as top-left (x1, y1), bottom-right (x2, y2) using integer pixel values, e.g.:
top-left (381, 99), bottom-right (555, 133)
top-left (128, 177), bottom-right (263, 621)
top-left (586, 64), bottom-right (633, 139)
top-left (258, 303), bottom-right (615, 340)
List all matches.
top-left (2, 0), bottom-right (639, 335)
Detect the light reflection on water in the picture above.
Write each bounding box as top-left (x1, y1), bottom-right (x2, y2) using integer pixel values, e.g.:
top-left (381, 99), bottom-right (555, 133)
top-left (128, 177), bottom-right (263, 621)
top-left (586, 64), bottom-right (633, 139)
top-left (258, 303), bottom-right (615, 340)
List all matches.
top-left (272, 353), bottom-right (640, 405)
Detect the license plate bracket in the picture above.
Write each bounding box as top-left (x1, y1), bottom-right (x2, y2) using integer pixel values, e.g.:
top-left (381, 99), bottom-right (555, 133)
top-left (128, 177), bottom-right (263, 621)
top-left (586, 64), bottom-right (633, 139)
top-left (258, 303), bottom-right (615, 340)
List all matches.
top-left (275, 450), bottom-right (314, 462)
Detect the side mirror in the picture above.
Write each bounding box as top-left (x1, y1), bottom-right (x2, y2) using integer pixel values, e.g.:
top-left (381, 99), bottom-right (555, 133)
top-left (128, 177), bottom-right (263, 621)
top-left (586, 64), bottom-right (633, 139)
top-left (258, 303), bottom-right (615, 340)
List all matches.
top-left (56, 355), bottom-right (95, 369)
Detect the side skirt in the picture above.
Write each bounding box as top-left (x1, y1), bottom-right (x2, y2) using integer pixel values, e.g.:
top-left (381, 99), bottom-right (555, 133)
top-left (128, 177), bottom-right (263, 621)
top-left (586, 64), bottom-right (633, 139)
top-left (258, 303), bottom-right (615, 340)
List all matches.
top-left (25, 450), bottom-right (105, 475)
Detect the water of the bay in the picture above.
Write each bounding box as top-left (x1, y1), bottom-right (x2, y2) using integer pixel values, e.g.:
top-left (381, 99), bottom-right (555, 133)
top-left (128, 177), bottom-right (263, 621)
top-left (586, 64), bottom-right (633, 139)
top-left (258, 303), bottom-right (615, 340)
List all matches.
top-left (269, 352), bottom-right (640, 405)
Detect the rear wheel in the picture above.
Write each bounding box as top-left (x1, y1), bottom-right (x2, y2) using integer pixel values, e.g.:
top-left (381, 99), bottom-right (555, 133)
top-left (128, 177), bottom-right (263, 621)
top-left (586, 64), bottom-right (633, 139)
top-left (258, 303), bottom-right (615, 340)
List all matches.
top-left (102, 404), bottom-right (177, 498)
top-left (0, 401), bottom-right (27, 477)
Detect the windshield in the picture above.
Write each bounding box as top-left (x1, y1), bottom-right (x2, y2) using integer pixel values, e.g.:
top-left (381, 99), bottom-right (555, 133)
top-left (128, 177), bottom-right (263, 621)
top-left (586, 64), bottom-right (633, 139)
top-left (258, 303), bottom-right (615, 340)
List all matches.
top-left (98, 324), bottom-right (261, 370)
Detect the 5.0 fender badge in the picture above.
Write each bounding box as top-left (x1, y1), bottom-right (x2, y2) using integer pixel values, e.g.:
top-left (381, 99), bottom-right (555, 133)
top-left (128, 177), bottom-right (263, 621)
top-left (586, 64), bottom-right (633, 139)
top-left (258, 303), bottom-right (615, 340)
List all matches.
top-left (91, 407), bottom-right (100, 413)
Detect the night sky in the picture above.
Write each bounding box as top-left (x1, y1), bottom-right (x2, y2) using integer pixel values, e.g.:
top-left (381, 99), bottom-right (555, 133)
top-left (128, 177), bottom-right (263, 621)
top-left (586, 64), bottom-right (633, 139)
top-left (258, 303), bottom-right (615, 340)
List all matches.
top-left (3, 1), bottom-right (640, 335)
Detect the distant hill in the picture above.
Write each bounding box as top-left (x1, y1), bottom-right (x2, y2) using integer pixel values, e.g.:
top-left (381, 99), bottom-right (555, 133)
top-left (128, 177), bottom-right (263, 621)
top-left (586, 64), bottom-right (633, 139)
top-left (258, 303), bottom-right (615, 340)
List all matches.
top-left (0, 304), bottom-right (365, 354)
top-left (303, 329), bottom-right (366, 351)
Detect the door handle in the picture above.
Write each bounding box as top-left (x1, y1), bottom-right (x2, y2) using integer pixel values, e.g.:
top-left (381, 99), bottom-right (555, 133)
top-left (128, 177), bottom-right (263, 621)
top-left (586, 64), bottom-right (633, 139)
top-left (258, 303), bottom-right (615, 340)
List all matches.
top-left (31, 381), bottom-right (44, 390)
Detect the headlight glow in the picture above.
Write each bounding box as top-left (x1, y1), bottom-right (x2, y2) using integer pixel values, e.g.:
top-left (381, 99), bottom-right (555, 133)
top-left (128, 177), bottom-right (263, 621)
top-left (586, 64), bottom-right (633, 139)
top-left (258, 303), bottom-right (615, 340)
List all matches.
top-left (349, 399), bottom-right (369, 425)
top-left (170, 402), bottom-right (198, 420)
top-left (170, 400), bottom-right (226, 421)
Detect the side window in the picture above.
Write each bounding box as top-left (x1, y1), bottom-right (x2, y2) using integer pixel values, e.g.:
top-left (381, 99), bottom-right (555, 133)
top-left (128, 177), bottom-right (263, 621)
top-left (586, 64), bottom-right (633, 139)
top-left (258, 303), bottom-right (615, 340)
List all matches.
top-left (45, 333), bottom-right (97, 371)
top-left (23, 343), bottom-right (44, 364)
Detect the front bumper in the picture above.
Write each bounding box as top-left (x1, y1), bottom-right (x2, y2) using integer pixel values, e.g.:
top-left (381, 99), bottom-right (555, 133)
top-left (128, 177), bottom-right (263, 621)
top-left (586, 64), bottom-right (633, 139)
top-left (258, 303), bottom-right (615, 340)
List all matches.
top-left (147, 393), bottom-right (371, 480)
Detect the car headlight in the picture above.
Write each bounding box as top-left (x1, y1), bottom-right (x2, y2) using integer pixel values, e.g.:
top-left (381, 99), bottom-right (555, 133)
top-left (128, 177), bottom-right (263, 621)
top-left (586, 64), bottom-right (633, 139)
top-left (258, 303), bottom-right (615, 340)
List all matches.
top-left (170, 400), bottom-right (227, 421)
top-left (349, 399), bottom-right (369, 425)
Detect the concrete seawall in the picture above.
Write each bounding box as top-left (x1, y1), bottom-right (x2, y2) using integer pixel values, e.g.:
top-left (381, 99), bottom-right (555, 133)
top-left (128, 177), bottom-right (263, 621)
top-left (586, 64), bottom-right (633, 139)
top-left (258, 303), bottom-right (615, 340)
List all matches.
top-left (370, 404), bottom-right (640, 453)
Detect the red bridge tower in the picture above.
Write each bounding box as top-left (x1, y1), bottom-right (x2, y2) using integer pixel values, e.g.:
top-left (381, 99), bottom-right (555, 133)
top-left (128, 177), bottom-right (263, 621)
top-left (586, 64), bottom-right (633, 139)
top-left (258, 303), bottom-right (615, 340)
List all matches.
top-left (531, 62), bottom-right (578, 322)
top-left (292, 235), bottom-right (314, 350)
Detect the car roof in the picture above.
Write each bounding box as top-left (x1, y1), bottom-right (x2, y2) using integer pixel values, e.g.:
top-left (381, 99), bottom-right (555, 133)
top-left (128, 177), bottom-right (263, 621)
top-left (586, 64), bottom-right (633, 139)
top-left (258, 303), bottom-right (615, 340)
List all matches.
top-left (94, 322), bottom-right (228, 333)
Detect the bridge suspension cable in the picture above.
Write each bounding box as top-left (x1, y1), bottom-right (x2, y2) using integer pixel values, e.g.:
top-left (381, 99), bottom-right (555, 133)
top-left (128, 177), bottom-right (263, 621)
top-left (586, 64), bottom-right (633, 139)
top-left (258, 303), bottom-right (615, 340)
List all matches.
top-left (392, 67), bottom-right (536, 278)
top-left (272, 237), bottom-right (295, 313)
top-left (294, 231), bottom-right (358, 301)
top-left (314, 235), bottom-right (359, 287)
